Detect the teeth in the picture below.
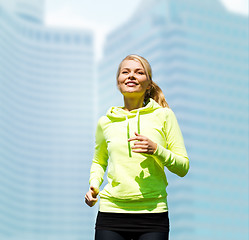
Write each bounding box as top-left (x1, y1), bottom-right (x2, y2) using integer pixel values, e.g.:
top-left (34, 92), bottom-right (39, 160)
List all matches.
top-left (127, 83), bottom-right (136, 86)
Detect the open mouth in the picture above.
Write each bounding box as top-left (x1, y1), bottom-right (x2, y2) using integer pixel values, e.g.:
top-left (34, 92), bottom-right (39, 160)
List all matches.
top-left (125, 81), bottom-right (138, 86)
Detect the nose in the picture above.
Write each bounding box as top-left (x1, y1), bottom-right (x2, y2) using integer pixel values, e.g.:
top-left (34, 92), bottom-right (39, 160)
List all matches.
top-left (128, 71), bottom-right (135, 79)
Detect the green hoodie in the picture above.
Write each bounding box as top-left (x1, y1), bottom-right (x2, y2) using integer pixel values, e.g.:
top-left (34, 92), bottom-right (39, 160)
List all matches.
top-left (89, 98), bottom-right (189, 213)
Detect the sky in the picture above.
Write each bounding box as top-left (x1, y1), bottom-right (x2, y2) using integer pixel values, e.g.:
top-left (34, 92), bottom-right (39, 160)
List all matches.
top-left (44, 0), bottom-right (249, 59)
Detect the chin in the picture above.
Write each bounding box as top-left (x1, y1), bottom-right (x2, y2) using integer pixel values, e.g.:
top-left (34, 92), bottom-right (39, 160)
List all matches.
top-left (121, 91), bottom-right (144, 97)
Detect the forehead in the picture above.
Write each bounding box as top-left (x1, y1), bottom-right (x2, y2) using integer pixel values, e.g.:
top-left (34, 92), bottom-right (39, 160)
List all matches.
top-left (120, 59), bottom-right (144, 69)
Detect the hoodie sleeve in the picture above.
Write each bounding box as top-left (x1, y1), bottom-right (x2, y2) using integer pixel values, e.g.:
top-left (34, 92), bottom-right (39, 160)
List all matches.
top-left (89, 117), bottom-right (109, 190)
top-left (153, 108), bottom-right (189, 177)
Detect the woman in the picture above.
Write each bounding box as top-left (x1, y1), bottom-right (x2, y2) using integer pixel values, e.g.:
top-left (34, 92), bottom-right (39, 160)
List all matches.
top-left (85, 54), bottom-right (189, 240)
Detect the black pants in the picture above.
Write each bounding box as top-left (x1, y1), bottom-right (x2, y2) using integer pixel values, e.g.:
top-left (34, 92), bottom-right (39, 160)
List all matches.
top-left (95, 229), bottom-right (168, 240)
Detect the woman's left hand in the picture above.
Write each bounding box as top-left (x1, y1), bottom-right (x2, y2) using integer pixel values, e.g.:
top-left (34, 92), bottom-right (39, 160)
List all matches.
top-left (128, 132), bottom-right (157, 155)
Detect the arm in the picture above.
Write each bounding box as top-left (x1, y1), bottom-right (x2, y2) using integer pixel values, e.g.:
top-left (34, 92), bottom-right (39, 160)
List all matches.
top-left (86, 117), bottom-right (108, 207)
top-left (89, 117), bottom-right (109, 190)
top-left (128, 109), bottom-right (189, 177)
top-left (153, 108), bottom-right (189, 177)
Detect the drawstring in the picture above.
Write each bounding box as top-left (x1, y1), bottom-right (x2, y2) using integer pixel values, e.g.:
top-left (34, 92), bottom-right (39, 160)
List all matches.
top-left (126, 116), bottom-right (132, 157)
top-left (126, 110), bottom-right (140, 158)
top-left (136, 110), bottom-right (140, 134)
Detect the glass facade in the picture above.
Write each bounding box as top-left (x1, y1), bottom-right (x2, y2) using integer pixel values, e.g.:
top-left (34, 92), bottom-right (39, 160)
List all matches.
top-left (0, 0), bottom-right (248, 239)
top-left (97, 0), bottom-right (249, 239)
top-left (0, 2), bottom-right (96, 240)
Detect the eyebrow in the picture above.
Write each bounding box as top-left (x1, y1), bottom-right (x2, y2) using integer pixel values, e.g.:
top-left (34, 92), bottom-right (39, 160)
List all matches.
top-left (121, 67), bottom-right (144, 71)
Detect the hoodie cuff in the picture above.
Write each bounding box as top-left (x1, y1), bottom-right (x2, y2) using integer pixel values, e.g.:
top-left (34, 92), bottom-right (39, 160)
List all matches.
top-left (153, 143), bottom-right (189, 177)
top-left (153, 143), bottom-right (171, 166)
top-left (89, 179), bottom-right (100, 191)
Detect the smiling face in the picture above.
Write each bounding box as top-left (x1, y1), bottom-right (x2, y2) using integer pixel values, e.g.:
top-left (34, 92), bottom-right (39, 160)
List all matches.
top-left (117, 59), bottom-right (151, 98)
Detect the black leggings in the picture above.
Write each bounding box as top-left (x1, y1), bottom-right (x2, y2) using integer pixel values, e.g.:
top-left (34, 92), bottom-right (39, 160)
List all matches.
top-left (95, 229), bottom-right (168, 240)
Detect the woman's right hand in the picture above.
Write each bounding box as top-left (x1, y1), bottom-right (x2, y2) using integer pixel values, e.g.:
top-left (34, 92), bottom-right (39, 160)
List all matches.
top-left (85, 186), bottom-right (99, 207)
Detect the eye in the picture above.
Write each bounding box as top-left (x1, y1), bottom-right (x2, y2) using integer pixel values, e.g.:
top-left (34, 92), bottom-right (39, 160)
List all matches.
top-left (138, 71), bottom-right (145, 75)
top-left (121, 70), bottom-right (128, 74)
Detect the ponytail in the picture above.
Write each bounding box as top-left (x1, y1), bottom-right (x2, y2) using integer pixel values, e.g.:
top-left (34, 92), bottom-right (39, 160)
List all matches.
top-left (144, 81), bottom-right (169, 108)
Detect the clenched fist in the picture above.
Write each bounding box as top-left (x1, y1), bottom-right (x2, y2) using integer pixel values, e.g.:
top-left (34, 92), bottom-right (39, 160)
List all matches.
top-left (85, 186), bottom-right (99, 207)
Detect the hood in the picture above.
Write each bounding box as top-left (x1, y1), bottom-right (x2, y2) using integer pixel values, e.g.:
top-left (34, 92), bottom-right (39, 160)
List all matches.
top-left (106, 98), bottom-right (162, 158)
top-left (106, 98), bottom-right (161, 121)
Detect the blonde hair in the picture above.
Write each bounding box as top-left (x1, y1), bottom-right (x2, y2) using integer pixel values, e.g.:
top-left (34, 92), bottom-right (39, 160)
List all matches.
top-left (116, 54), bottom-right (169, 108)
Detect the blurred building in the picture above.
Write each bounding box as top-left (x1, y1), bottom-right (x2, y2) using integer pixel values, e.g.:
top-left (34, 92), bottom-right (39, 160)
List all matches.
top-left (97, 0), bottom-right (248, 239)
top-left (0, 1), bottom-right (96, 239)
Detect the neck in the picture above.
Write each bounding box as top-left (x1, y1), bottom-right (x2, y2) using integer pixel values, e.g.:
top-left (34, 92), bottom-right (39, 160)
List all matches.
top-left (123, 96), bottom-right (145, 111)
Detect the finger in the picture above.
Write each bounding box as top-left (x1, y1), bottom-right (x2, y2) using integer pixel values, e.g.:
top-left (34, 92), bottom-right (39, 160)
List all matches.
top-left (85, 195), bottom-right (98, 207)
top-left (132, 145), bottom-right (155, 153)
top-left (90, 190), bottom-right (98, 198)
top-left (85, 198), bottom-right (90, 206)
top-left (90, 186), bottom-right (99, 193)
top-left (132, 148), bottom-right (154, 154)
top-left (85, 195), bottom-right (91, 206)
top-left (132, 144), bottom-right (148, 149)
top-left (128, 136), bottom-right (139, 142)
top-left (128, 136), bottom-right (145, 142)
top-left (85, 198), bottom-right (95, 207)
top-left (132, 148), bottom-right (150, 153)
top-left (85, 194), bottom-right (91, 203)
top-left (85, 194), bottom-right (89, 201)
top-left (133, 141), bottom-right (147, 146)
top-left (87, 197), bottom-right (98, 203)
top-left (87, 195), bottom-right (98, 202)
top-left (86, 191), bottom-right (98, 201)
top-left (134, 132), bottom-right (147, 138)
top-left (90, 186), bottom-right (99, 197)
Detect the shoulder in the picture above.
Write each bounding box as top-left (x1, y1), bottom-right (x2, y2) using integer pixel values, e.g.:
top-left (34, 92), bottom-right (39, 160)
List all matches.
top-left (152, 108), bottom-right (178, 127)
top-left (154, 107), bottom-right (175, 119)
top-left (97, 115), bottom-right (112, 127)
